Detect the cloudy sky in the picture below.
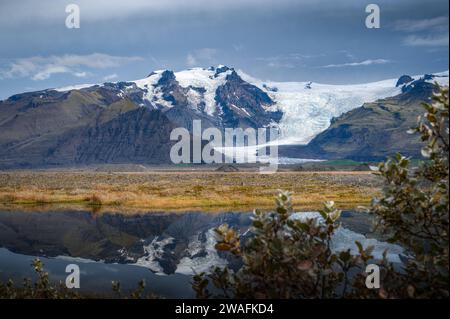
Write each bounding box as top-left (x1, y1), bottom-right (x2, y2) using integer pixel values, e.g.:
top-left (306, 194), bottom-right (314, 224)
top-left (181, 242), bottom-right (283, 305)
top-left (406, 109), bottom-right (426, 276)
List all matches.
top-left (0, 0), bottom-right (448, 99)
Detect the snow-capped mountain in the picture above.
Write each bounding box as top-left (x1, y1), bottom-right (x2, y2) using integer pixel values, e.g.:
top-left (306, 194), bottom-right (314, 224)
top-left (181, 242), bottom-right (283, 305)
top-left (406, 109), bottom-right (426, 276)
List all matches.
top-left (0, 66), bottom-right (448, 168)
top-left (56, 67), bottom-right (449, 145)
top-left (54, 65), bottom-right (283, 131)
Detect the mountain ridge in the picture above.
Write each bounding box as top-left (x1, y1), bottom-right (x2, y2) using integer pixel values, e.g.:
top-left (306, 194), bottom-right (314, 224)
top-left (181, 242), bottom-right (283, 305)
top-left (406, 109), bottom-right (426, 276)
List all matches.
top-left (0, 66), bottom-right (448, 168)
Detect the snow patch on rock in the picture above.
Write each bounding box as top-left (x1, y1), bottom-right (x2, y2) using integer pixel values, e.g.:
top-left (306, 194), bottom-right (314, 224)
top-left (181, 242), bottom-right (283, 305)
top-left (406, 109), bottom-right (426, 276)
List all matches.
top-left (176, 229), bottom-right (228, 275)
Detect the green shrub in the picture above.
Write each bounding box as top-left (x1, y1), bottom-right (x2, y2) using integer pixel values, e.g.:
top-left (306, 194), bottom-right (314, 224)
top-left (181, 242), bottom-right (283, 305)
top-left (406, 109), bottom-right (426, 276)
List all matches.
top-left (0, 259), bottom-right (157, 299)
top-left (366, 86), bottom-right (449, 298)
top-left (192, 86), bottom-right (449, 299)
top-left (193, 192), bottom-right (377, 298)
top-left (0, 259), bottom-right (80, 299)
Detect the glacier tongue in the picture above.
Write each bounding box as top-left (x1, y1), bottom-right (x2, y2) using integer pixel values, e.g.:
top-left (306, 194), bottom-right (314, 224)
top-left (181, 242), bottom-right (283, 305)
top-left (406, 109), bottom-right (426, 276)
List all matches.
top-left (270, 81), bottom-right (401, 144)
top-left (240, 73), bottom-right (401, 145)
top-left (240, 70), bottom-right (449, 145)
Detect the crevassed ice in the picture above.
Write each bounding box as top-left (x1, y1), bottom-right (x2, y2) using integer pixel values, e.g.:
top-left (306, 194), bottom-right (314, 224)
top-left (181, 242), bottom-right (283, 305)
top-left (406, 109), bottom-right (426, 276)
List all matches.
top-left (242, 75), bottom-right (401, 145)
top-left (240, 70), bottom-right (449, 145)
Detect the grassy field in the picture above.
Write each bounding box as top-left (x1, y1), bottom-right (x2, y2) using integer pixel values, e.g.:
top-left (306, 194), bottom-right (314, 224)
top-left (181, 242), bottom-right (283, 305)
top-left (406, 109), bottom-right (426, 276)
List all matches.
top-left (0, 170), bottom-right (383, 212)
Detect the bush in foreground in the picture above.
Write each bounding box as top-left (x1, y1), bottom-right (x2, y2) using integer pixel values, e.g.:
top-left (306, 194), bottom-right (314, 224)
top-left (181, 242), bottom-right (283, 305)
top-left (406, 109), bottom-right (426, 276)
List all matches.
top-left (193, 86), bottom-right (449, 299)
top-left (0, 259), bottom-right (156, 299)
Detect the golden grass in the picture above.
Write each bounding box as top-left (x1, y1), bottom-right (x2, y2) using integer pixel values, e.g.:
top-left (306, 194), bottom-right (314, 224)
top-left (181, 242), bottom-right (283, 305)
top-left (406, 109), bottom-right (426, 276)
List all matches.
top-left (0, 171), bottom-right (382, 213)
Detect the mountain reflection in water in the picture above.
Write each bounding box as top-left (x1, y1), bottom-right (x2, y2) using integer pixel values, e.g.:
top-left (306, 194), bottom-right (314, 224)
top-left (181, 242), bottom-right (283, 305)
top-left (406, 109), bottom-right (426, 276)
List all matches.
top-left (0, 209), bottom-right (402, 297)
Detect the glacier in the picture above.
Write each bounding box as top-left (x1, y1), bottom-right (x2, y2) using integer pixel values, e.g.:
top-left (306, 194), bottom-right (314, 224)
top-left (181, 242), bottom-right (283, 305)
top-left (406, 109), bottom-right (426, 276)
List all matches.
top-left (240, 70), bottom-right (449, 145)
top-left (55, 67), bottom-right (449, 146)
top-left (131, 68), bottom-right (449, 146)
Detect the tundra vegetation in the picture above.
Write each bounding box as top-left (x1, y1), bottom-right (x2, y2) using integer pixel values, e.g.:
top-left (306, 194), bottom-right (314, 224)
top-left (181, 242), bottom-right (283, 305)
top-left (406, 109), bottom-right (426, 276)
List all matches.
top-left (0, 87), bottom-right (448, 299)
top-left (0, 171), bottom-right (380, 212)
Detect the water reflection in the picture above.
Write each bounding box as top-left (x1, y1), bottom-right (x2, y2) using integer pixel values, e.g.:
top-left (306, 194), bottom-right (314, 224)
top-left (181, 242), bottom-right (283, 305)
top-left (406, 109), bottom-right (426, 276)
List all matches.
top-left (0, 209), bottom-right (401, 297)
top-left (0, 210), bottom-right (252, 274)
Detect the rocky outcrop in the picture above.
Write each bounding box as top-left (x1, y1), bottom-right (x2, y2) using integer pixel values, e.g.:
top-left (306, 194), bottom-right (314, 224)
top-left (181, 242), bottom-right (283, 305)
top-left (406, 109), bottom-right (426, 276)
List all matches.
top-left (48, 108), bottom-right (176, 165)
top-left (396, 75), bottom-right (413, 87)
top-left (156, 70), bottom-right (189, 107)
top-left (215, 70), bottom-right (282, 128)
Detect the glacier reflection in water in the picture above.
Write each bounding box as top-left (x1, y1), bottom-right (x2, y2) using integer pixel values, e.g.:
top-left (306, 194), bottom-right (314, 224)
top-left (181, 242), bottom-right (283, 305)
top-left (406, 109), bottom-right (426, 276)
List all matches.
top-left (0, 209), bottom-right (402, 297)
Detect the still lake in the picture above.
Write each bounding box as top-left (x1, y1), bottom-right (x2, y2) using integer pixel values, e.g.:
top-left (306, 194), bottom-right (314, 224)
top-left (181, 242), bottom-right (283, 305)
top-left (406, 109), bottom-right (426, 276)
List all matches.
top-left (0, 209), bottom-right (403, 298)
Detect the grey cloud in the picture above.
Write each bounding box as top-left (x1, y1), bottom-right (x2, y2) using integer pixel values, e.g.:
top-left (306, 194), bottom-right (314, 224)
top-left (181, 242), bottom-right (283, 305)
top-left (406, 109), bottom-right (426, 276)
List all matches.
top-left (256, 53), bottom-right (324, 69)
top-left (103, 73), bottom-right (119, 81)
top-left (321, 59), bottom-right (391, 68)
top-left (0, 0), bottom-right (308, 25)
top-left (393, 16), bottom-right (449, 48)
top-left (403, 34), bottom-right (449, 47)
top-left (0, 53), bottom-right (142, 80)
top-left (186, 48), bottom-right (218, 67)
top-left (394, 16), bottom-right (448, 33)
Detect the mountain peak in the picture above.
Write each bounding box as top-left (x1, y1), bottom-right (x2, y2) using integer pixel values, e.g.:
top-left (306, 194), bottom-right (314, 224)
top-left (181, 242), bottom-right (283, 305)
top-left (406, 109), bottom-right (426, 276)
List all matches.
top-left (396, 75), bottom-right (414, 87)
top-left (146, 69), bottom-right (168, 78)
top-left (156, 70), bottom-right (176, 85)
top-left (207, 65), bottom-right (233, 71)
